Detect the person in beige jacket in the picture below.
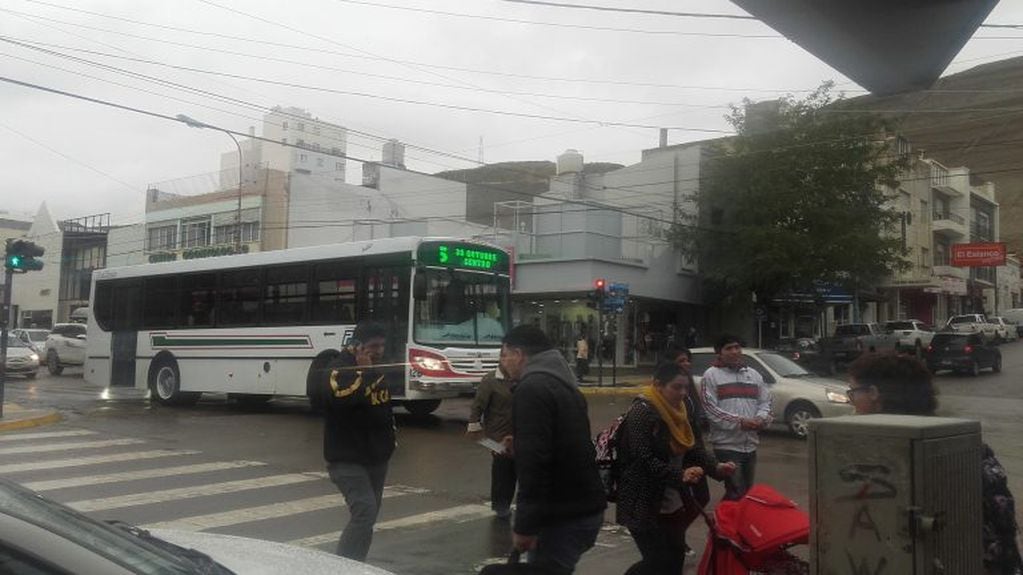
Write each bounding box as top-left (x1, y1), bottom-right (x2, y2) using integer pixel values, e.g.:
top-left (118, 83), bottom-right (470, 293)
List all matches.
top-left (467, 368), bottom-right (516, 519)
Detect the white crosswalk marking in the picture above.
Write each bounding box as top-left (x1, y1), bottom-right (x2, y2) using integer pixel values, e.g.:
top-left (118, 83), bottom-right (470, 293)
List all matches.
top-left (0, 438), bottom-right (144, 455)
top-left (0, 430), bottom-right (96, 441)
top-left (0, 449), bottom-right (200, 474)
top-left (23, 460), bottom-right (269, 491)
top-left (68, 472), bottom-right (327, 512)
top-left (287, 503), bottom-right (494, 548)
top-left (142, 485), bottom-right (428, 532)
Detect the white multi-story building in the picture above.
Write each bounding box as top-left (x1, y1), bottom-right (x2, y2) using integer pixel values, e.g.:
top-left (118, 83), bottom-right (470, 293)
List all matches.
top-left (219, 106), bottom-right (348, 190)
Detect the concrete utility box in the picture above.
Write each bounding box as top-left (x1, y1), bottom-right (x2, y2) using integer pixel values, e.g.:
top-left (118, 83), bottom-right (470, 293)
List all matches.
top-left (809, 415), bottom-right (982, 575)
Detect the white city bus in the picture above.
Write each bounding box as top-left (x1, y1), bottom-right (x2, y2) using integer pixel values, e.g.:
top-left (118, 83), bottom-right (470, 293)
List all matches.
top-left (84, 237), bottom-right (510, 415)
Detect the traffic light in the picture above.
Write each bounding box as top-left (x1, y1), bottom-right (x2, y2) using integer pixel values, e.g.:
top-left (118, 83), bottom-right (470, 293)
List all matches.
top-left (587, 278), bottom-right (606, 309)
top-left (4, 239), bottom-right (45, 273)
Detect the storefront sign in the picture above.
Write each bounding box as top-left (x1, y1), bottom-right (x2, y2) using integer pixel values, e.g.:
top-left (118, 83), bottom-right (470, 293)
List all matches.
top-left (937, 276), bottom-right (968, 295)
top-left (951, 242), bottom-right (1006, 267)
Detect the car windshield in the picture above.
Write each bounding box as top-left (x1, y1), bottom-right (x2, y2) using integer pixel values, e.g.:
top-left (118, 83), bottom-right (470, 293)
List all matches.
top-left (413, 269), bottom-right (510, 346)
top-left (949, 316), bottom-right (977, 324)
top-left (886, 321), bottom-right (915, 330)
top-left (0, 479), bottom-right (201, 574)
top-left (61, 324), bottom-right (87, 337)
top-left (755, 351), bottom-right (812, 377)
top-left (5, 337), bottom-right (29, 348)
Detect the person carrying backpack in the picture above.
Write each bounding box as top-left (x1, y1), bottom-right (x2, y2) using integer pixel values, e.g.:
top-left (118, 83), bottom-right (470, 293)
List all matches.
top-left (615, 362), bottom-right (735, 575)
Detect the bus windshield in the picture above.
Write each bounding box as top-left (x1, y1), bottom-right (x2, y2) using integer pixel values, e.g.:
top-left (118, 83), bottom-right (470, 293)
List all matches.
top-left (414, 269), bottom-right (509, 346)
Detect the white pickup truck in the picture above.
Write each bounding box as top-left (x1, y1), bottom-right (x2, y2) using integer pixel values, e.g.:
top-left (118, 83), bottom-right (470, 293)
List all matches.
top-left (946, 314), bottom-right (1000, 342)
top-left (822, 322), bottom-right (901, 363)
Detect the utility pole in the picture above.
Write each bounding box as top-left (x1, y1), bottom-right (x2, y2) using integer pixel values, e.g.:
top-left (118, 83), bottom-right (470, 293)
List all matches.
top-left (176, 114), bottom-right (244, 251)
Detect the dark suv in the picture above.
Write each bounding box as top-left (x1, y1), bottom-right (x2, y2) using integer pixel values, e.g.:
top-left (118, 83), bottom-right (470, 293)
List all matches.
top-left (925, 332), bottom-right (1001, 376)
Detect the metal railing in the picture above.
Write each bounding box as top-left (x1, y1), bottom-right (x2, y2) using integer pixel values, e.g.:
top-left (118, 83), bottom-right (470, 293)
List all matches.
top-left (932, 211), bottom-right (965, 225)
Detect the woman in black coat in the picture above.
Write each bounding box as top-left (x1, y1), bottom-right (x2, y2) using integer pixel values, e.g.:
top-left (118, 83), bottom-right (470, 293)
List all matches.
top-left (616, 362), bottom-right (734, 575)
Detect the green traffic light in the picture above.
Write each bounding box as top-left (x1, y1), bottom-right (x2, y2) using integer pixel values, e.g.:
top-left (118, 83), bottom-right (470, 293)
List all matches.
top-left (8, 255), bottom-right (21, 267)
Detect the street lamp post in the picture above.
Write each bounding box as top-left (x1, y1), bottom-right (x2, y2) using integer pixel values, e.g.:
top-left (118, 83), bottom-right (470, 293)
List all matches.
top-left (176, 114), bottom-right (244, 251)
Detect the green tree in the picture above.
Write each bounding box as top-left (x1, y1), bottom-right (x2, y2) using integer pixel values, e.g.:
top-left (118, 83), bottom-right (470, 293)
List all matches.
top-left (670, 83), bottom-right (910, 306)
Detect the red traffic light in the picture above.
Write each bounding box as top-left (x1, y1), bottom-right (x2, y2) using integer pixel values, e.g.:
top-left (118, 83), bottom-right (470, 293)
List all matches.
top-left (594, 278), bottom-right (606, 290)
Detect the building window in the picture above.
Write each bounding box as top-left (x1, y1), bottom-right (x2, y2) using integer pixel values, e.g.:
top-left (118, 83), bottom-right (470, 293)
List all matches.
top-left (148, 225), bottom-right (178, 251)
top-left (931, 164), bottom-right (950, 188)
top-left (314, 125), bottom-right (321, 135)
top-left (316, 157), bottom-right (324, 168)
top-left (296, 122), bottom-right (305, 132)
top-left (934, 241), bottom-right (949, 266)
top-left (920, 247), bottom-right (930, 270)
top-left (331, 147), bottom-right (342, 156)
top-left (897, 136), bottom-right (911, 156)
top-left (974, 210), bottom-right (993, 241)
top-left (299, 154), bottom-right (307, 163)
top-left (282, 121), bottom-right (288, 130)
top-left (181, 219), bottom-right (211, 248)
top-left (214, 222), bottom-right (260, 245)
top-left (336, 162), bottom-right (344, 171)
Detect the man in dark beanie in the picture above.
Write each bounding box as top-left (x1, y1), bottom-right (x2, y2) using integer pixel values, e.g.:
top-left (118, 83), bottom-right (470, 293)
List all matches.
top-left (701, 334), bottom-right (772, 501)
top-left (500, 325), bottom-right (606, 574)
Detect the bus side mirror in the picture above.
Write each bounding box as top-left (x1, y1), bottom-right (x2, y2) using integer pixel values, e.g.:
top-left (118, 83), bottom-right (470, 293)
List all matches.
top-left (413, 272), bottom-right (427, 301)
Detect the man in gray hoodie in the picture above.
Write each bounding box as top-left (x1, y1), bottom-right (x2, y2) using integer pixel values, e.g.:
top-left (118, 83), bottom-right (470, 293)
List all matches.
top-left (500, 325), bottom-right (607, 575)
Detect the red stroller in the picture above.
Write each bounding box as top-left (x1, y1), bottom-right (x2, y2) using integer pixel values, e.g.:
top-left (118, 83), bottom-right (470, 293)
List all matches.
top-left (696, 484), bottom-right (810, 575)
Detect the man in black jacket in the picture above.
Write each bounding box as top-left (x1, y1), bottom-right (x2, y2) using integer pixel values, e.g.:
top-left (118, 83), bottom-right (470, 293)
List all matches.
top-left (323, 321), bottom-right (394, 561)
top-left (501, 325), bottom-right (607, 574)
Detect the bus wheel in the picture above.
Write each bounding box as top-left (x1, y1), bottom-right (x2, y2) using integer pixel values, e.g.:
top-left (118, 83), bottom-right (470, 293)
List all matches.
top-left (404, 399), bottom-right (442, 416)
top-left (149, 358), bottom-right (199, 406)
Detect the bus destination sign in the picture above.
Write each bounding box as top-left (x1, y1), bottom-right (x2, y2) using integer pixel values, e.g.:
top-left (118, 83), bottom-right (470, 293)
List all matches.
top-left (419, 241), bottom-right (509, 273)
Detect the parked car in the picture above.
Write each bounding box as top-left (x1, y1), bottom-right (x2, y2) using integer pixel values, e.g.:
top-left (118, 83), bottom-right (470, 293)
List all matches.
top-left (925, 332), bottom-right (1002, 376)
top-left (771, 337), bottom-right (837, 376)
top-left (44, 322), bottom-right (87, 375)
top-left (1001, 308), bottom-right (1023, 337)
top-left (821, 322), bottom-right (900, 363)
top-left (883, 319), bottom-right (935, 354)
top-left (3, 335), bottom-right (40, 379)
top-left (9, 328), bottom-right (49, 353)
top-left (689, 347), bottom-right (854, 438)
top-left (0, 477), bottom-right (395, 575)
top-left (989, 316), bottom-right (1019, 342)
top-left (945, 314), bottom-right (999, 341)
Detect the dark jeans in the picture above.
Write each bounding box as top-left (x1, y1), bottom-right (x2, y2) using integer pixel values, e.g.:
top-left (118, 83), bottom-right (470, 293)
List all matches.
top-left (327, 461), bottom-right (388, 561)
top-left (528, 511), bottom-right (603, 574)
top-left (714, 449), bottom-right (757, 501)
top-left (575, 358), bottom-right (589, 380)
top-left (625, 509), bottom-right (688, 575)
top-left (491, 454), bottom-right (517, 514)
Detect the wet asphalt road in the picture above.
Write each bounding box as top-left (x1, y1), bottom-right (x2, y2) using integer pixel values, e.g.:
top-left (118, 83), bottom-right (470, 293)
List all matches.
top-left (2, 341), bottom-right (1022, 574)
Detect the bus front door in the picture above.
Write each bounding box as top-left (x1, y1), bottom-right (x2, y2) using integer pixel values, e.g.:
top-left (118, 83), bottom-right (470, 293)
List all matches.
top-left (110, 331), bottom-right (137, 387)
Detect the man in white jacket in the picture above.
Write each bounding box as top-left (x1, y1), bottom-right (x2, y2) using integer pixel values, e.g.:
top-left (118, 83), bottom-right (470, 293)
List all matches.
top-left (701, 334), bottom-right (772, 500)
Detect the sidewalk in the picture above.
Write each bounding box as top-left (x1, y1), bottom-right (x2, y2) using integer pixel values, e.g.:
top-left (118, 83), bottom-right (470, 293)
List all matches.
top-left (0, 403), bottom-right (61, 431)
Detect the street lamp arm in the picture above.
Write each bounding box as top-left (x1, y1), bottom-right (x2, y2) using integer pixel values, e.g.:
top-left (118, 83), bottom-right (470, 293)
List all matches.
top-left (176, 112), bottom-right (245, 251)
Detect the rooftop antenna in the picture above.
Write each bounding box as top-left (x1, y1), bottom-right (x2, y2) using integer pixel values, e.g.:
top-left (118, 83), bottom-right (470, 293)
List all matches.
top-left (478, 136), bottom-right (484, 165)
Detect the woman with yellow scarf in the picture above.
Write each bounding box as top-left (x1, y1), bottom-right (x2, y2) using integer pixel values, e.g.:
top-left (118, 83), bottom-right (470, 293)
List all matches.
top-left (615, 362), bottom-right (735, 575)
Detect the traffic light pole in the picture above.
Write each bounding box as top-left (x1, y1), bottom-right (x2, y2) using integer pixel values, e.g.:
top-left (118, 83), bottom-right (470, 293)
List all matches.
top-left (0, 267), bottom-right (12, 418)
top-left (597, 304), bottom-right (603, 387)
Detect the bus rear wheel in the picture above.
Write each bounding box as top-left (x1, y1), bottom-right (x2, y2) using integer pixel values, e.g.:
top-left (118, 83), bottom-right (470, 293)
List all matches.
top-left (403, 399), bottom-right (442, 416)
top-left (149, 358), bottom-right (200, 406)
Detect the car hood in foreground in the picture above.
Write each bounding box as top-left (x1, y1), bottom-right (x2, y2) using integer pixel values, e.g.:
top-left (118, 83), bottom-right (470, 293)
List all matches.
top-left (150, 529), bottom-right (396, 575)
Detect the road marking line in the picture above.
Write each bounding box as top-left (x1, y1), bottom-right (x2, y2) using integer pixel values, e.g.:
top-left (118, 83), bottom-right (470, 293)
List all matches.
top-left (0, 438), bottom-right (144, 456)
top-left (68, 472), bottom-right (326, 512)
top-left (0, 450), bottom-right (201, 474)
top-left (141, 485), bottom-right (427, 532)
top-left (24, 460), bottom-right (269, 491)
top-left (0, 430), bottom-right (95, 441)
top-left (289, 503), bottom-right (494, 548)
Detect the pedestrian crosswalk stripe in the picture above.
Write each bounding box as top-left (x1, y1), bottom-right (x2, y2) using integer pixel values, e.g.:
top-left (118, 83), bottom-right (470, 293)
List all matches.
top-left (288, 503), bottom-right (494, 548)
top-left (0, 430), bottom-right (96, 441)
top-left (68, 472), bottom-right (327, 512)
top-left (0, 438), bottom-right (144, 456)
top-left (0, 449), bottom-right (200, 474)
top-left (24, 461), bottom-right (269, 492)
top-left (141, 485), bottom-right (429, 532)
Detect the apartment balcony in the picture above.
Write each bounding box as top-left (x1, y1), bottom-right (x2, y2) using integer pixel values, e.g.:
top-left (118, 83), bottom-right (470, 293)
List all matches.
top-left (932, 264), bottom-right (968, 280)
top-left (931, 211), bottom-right (967, 238)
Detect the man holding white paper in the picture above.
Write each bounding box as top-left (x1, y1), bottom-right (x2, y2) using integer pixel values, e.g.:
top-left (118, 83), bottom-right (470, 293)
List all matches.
top-left (467, 368), bottom-right (516, 519)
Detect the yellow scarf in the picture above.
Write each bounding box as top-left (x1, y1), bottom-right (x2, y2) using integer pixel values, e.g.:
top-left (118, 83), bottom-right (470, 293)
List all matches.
top-left (641, 385), bottom-right (695, 454)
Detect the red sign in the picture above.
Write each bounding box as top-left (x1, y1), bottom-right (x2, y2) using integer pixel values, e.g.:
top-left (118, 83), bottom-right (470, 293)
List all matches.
top-left (951, 242), bottom-right (1006, 267)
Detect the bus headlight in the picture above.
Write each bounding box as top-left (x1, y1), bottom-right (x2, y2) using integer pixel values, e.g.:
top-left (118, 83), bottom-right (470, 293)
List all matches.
top-left (409, 348), bottom-right (455, 377)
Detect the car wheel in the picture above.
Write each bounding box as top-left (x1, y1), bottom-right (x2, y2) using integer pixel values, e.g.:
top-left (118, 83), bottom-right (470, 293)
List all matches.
top-left (149, 358), bottom-right (200, 406)
top-left (785, 402), bottom-right (821, 439)
top-left (403, 399), bottom-right (442, 416)
top-left (993, 355), bottom-right (1002, 374)
top-left (25, 371), bottom-right (37, 380)
top-left (969, 360), bottom-right (981, 377)
top-left (46, 352), bottom-right (63, 376)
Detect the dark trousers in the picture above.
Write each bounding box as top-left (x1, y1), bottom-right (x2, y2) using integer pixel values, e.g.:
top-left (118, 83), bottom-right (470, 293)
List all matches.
top-left (327, 461), bottom-right (388, 561)
top-left (714, 449), bottom-right (757, 501)
top-left (491, 453), bottom-right (517, 513)
top-left (529, 511), bottom-right (603, 574)
top-left (575, 358), bottom-right (589, 380)
top-left (625, 509), bottom-right (688, 575)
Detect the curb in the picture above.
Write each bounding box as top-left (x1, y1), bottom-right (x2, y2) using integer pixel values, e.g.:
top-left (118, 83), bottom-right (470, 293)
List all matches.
top-left (0, 406), bottom-right (63, 432)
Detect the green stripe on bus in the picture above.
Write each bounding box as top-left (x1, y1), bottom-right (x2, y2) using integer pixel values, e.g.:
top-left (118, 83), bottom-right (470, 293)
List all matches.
top-left (151, 335), bottom-right (310, 347)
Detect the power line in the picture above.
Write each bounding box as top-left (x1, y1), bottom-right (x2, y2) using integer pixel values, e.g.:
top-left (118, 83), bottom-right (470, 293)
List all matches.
top-left (499, 1), bottom-right (758, 20)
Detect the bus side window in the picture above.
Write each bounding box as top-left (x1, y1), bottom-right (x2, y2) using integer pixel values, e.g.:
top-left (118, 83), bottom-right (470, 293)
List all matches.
top-left (218, 269), bottom-right (262, 327)
top-left (143, 276), bottom-right (179, 329)
top-left (313, 262), bottom-right (358, 324)
top-left (180, 274), bottom-right (217, 328)
top-left (264, 265), bottom-right (309, 324)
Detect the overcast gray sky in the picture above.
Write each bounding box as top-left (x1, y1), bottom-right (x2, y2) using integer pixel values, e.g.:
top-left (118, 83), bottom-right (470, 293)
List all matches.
top-left (2, 0), bottom-right (1023, 224)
